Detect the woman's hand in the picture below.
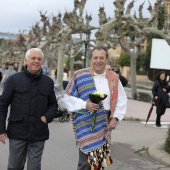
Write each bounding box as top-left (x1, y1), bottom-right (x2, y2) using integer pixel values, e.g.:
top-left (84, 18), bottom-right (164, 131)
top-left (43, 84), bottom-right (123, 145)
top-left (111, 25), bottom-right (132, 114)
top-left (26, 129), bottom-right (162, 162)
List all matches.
top-left (163, 88), bottom-right (167, 92)
top-left (155, 96), bottom-right (158, 100)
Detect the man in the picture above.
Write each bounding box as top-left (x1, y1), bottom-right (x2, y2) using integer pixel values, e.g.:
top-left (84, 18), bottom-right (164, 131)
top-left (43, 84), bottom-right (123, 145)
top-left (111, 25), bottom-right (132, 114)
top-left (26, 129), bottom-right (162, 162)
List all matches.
top-left (105, 64), bottom-right (128, 87)
top-left (0, 48), bottom-right (59, 170)
top-left (105, 64), bottom-right (112, 71)
top-left (0, 63), bottom-right (17, 95)
top-left (64, 46), bottom-right (127, 170)
top-left (0, 63), bottom-right (7, 76)
top-left (113, 65), bottom-right (128, 87)
top-left (42, 65), bottom-right (50, 76)
top-left (6, 63), bottom-right (17, 76)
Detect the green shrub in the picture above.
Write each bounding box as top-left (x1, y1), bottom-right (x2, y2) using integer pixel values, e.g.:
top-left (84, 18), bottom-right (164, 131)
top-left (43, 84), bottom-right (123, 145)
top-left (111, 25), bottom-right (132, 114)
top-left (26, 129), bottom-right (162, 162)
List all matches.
top-left (164, 127), bottom-right (170, 154)
top-left (116, 53), bottom-right (130, 67)
top-left (137, 92), bottom-right (152, 103)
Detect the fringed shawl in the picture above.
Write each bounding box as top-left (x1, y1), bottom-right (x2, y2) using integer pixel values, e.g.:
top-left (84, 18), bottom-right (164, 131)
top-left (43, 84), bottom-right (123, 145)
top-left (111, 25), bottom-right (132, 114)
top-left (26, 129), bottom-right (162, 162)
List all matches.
top-left (65, 67), bottom-right (119, 169)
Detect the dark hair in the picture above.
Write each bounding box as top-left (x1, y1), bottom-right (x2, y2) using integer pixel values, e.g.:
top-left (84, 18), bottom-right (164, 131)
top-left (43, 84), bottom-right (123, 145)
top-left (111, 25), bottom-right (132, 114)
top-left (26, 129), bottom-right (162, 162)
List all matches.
top-left (156, 71), bottom-right (165, 80)
top-left (8, 63), bottom-right (14, 66)
top-left (90, 46), bottom-right (108, 58)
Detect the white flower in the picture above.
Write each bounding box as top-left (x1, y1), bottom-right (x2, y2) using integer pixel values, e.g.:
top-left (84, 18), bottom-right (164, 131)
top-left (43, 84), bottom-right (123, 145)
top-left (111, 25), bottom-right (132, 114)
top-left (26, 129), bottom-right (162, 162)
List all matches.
top-left (93, 91), bottom-right (104, 98)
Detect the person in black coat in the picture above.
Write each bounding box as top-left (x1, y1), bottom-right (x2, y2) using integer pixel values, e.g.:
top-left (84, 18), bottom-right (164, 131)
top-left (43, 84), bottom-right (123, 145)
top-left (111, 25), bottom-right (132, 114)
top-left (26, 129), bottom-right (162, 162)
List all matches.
top-left (113, 66), bottom-right (128, 87)
top-left (0, 72), bottom-right (2, 82)
top-left (105, 65), bottom-right (128, 87)
top-left (152, 71), bottom-right (169, 127)
top-left (0, 48), bottom-right (60, 170)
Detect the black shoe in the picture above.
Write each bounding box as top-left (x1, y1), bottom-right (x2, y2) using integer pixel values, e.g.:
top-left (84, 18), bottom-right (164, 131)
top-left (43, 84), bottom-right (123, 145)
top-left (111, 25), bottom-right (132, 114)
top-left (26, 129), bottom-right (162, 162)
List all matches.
top-left (156, 124), bottom-right (162, 127)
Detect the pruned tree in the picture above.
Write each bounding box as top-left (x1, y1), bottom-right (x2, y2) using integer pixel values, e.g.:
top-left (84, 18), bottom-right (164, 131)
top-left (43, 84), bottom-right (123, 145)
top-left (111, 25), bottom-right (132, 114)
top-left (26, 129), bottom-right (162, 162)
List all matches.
top-left (94, 0), bottom-right (168, 99)
top-left (48, 0), bottom-right (96, 86)
top-left (3, 0), bottom-right (170, 97)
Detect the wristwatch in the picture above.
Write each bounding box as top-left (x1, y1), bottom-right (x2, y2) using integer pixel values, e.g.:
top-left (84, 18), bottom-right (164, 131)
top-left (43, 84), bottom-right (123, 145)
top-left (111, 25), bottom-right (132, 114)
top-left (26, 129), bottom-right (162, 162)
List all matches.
top-left (114, 117), bottom-right (119, 121)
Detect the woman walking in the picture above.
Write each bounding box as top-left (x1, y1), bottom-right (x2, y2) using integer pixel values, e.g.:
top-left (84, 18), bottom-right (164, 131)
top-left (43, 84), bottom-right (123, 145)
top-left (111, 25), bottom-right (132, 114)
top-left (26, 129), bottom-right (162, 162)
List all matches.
top-left (152, 71), bottom-right (169, 127)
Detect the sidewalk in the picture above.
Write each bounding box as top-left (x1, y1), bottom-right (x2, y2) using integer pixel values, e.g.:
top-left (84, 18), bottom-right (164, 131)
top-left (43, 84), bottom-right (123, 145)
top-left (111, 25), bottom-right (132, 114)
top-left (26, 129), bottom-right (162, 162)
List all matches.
top-left (125, 99), bottom-right (170, 166)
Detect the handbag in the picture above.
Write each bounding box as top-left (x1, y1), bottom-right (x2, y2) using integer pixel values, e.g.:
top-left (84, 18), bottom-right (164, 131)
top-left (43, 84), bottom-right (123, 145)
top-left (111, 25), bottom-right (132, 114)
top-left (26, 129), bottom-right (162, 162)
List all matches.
top-left (166, 93), bottom-right (170, 108)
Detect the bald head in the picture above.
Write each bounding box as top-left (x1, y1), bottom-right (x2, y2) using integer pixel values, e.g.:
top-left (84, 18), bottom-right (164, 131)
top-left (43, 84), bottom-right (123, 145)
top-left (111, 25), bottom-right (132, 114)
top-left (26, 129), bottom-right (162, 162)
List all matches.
top-left (105, 65), bottom-right (112, 71)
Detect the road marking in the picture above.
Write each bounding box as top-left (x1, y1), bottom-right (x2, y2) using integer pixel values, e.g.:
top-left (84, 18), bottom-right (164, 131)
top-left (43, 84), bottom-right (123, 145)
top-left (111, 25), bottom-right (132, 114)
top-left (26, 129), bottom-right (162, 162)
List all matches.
top-left (141, 121), bottom-right (170, 128)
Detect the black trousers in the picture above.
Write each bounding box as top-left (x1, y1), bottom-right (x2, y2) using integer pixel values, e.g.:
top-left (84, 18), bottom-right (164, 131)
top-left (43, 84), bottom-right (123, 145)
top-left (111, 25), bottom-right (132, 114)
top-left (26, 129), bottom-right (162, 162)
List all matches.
top-left (77, 149), bottom-right (91, 170)
top-left (156, 114), bottom-right (161, 126)
top-left (77, 150), bottom-right (103, 170)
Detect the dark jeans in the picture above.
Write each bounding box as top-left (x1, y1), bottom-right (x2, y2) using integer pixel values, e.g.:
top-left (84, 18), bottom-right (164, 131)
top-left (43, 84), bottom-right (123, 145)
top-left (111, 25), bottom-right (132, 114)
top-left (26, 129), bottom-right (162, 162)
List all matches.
top-left (63, 81), bottom-right (68, 90)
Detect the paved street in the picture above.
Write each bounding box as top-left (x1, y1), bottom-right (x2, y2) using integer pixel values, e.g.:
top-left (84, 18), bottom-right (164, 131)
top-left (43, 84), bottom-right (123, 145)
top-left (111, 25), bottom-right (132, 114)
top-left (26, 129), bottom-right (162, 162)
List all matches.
top-left (0, 117), bottom-right (170, 170)
top-left (1, 98), bottom-right (170, 169)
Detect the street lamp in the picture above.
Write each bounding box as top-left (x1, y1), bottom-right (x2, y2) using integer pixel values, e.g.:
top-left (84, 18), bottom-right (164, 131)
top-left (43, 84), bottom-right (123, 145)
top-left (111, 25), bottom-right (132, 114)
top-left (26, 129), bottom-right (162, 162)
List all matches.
top-left (83, 30), bottom-right (91, 68)
top-left (83, 41), bottom-right (88, 68)
top-left (81, 56), bottom-right (85, 68)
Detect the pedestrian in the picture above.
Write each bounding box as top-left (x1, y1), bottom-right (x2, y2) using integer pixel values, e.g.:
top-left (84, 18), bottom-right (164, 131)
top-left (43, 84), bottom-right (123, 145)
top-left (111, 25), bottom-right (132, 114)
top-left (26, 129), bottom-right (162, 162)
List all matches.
top-left (62, 64), bottom-right (69, 90)
top-left (0, 63), bottom-right (7, 76)
top-left (113, 65), bottom-right (128, 87)
top-left (63, 46), bottom-right (127, 170)
top-left (105, 64), bottom-right (128, 87)
top-left (50, 64), bottom-right (56, 81)
top-left (42, 65), bottom-right (50, 76)
top-left (0, 72), bottom-right (2, 82)
top-left (0, 48), bottom-right (59, 170)
top-left (152, 71), bottom-right (170, 127)
top-left (55, 64), bottom-right (69, 90)
top-left (0, 63), bottom-right (17, 95)
top-left (6, 63), bottom-right (17, 76)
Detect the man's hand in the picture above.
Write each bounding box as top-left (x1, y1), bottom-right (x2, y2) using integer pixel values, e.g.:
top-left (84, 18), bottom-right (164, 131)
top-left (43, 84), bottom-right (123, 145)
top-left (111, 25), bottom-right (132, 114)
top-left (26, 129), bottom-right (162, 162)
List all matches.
top-left (41, 116), bottom-right (47, 124)
top-left (86, 100), bottom-right (100, 112)
top-left (106, 118), bottom-right (118, 131)
top-left (0, 134), bottom-right (7, 144)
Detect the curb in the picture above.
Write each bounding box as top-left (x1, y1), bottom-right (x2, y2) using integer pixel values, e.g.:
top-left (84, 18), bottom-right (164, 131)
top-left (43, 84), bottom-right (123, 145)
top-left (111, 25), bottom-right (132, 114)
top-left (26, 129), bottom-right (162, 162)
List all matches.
top-left (148, 140), bottom-right (170, 167)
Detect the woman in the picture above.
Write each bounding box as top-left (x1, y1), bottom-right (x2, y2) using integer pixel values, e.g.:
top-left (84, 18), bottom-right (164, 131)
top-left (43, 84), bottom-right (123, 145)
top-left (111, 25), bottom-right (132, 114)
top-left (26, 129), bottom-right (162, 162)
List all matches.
top-left (152, 71), bottom-right (169, 127)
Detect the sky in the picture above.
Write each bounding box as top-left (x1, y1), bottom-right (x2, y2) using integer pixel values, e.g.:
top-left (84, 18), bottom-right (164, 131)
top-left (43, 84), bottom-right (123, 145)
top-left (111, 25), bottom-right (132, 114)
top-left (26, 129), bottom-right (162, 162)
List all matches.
top-left (0, 0), bottom-right (156, 34)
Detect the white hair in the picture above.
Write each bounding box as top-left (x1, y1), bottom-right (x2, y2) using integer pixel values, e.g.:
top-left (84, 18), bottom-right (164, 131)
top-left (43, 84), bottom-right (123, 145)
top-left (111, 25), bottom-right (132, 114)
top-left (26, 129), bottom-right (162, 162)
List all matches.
top-left (25, 48), bottom-right (44, 60)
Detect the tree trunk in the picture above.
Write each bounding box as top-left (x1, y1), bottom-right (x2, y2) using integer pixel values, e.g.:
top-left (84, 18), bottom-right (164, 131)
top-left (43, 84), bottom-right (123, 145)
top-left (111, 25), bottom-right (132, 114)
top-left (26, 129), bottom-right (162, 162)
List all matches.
top-left (70, 57), bottom-right (74, 78)
top-left (18, 52), bottom-right (25, 72)
top-left (130, 55), bottom-right (137, 99)
top-left (70, 48), bottom-right (74, 78)
top-left (56, 41), bottom-right (67, 86)
top-left (0, 57), bottom-right (2, 66)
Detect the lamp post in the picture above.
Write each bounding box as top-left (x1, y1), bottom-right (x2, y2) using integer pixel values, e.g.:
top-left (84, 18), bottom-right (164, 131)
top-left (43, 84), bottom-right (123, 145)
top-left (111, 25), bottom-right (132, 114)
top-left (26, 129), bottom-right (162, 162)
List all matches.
top-left (83, 30), bottom-right (91, 68)
top-left (81, 56), bottom-right (85, 68)
top-left (83, 41), bottom-right (88, 68)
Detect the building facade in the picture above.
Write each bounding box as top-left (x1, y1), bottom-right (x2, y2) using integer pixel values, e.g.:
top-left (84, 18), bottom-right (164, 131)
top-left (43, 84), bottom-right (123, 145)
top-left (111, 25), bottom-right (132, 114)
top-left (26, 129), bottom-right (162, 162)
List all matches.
top-left (164, 0), bottom-right (170, 14)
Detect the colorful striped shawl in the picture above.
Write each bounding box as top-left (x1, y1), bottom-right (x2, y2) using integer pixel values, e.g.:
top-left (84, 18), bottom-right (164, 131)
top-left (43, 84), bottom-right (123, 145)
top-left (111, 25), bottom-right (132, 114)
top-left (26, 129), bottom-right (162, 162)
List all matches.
top-left (65, 68), bottom-right (119, 153)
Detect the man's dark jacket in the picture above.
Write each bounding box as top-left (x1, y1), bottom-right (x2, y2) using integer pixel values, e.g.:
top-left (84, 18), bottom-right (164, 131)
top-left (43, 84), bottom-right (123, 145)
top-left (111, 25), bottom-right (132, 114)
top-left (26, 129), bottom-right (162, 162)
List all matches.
top-left (0, 68), bottom-right (58, 141)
